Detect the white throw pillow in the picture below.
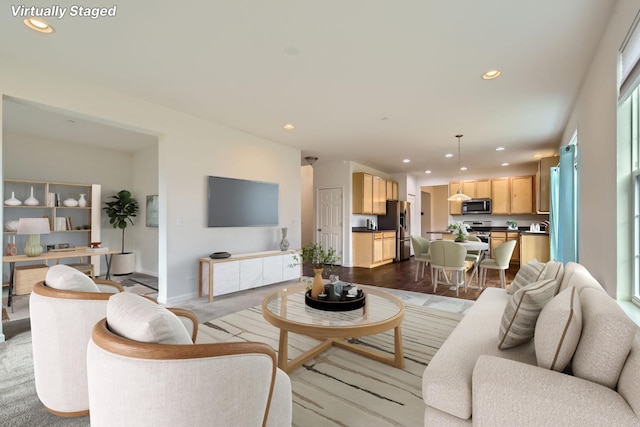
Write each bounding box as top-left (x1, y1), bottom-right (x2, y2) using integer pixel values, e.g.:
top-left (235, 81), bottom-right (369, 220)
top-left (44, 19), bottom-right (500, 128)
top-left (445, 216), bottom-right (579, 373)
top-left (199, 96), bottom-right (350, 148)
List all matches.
top-left (534, 286), bottom-right (582, 371)
top-left (508, 259), bottom-right (546, 295)
top-left (498, 279), bottom-right (557, 350)
top-left (45, 264), bottom-right (100, 292)
top-left (571, 288), bottom-right (637, 389)
top-left (106, 292), bottom-right (192, 345)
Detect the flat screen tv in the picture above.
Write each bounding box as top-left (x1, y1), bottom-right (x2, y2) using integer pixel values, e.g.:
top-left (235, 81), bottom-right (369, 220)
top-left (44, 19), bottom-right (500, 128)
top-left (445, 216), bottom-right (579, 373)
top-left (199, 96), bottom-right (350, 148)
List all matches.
top-left (207, 176), bottom-right (279, 227)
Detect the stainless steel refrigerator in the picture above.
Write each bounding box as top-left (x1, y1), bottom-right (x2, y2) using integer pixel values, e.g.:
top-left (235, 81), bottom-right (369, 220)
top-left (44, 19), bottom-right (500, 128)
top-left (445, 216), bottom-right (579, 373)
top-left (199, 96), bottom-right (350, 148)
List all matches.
top-left (377, 200), bottom-right (411, 262)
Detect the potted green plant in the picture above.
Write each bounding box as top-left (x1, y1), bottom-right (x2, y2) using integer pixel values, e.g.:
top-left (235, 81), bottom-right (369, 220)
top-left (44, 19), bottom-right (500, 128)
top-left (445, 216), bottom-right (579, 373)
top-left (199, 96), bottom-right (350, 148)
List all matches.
top-left (293, 242), bottom-right (340, 298)
top-left (103, 190), bottom-right (139, 275)
top-left (447, 222), bottom-right (470, 242)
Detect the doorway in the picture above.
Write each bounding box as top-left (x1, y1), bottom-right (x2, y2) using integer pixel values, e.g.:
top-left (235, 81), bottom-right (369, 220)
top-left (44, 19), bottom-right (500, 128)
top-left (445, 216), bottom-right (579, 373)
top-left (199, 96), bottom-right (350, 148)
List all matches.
top-left (317, 187), bottom-right (343, 265)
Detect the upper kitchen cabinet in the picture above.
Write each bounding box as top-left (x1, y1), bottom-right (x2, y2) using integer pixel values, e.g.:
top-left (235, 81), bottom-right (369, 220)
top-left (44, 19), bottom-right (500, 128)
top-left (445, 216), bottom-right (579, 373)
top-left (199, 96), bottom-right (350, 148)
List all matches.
top-left (491, 178), bottom-right (510, 215)
top-left (372, 176), bottom-right (387, 215)
top-left (476, 179), bottom-right (492, 199)
top-left (449, 181), bottom-right (462, 215)
top-left (510, 176), bottom-right (535, 214)
top-left (353, 172), bottom-right (373, 214)
top-left (386, 179), bottom-right (399, 201)
top-left (353, 173), bottom-right (393, 215)
top-left (461, 180), bottom-right (477, 199)
top-left (536, 156), bottom-right (559, 214)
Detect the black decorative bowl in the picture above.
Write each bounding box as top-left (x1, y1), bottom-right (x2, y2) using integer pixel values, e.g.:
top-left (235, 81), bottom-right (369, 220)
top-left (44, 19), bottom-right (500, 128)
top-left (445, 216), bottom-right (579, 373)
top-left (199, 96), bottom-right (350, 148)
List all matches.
top-left (304, 289), bottom-right (366, 311)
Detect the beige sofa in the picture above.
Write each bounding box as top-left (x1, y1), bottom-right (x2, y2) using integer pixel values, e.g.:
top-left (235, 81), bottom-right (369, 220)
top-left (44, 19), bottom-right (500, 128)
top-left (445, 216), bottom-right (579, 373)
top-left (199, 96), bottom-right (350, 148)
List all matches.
top-left (422, 261), bottom-right (640, 426)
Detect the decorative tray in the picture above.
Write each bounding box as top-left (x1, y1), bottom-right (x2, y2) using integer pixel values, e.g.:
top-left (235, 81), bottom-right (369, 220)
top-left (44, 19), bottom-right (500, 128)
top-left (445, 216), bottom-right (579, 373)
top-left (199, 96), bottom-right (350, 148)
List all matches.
top-left (304, 289), bottom-right (366, 311)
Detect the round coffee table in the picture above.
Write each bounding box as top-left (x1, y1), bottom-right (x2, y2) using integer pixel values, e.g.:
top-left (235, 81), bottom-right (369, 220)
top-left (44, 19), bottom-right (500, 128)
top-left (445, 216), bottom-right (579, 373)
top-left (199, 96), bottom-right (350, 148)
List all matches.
top-left (261, 284), bottom-right (405, 373)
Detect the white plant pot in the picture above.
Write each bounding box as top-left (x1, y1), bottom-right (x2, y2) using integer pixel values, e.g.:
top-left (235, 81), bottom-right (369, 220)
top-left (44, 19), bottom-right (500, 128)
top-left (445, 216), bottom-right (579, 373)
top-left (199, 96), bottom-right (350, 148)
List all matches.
top-left (111, 252), bottom-right (135, 275)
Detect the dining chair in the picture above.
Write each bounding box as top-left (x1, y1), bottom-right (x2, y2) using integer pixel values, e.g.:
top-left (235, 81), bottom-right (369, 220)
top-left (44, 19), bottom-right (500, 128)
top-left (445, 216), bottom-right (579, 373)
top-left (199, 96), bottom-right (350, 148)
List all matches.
top-left (463, 235), bottom-right (482, 285)
top-left (410, 235), bottom-right (431, 281)
top-left (478, 240), bottom-right (517, 289)
top-left (429, 240), bottom-right (467, 296)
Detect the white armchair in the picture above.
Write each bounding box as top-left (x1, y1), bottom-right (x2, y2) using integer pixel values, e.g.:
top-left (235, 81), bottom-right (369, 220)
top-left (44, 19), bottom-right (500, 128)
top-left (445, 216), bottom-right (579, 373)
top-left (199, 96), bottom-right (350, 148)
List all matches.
top-left (30, 277), bottom-right (124, 416)
top-left (86, 293), bottom-right (292, 427)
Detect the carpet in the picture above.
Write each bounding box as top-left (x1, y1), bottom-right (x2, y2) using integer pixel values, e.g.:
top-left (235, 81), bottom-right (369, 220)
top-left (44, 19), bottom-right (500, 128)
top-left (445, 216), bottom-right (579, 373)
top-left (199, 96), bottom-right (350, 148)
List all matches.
top-left (198, 303), bottom-right (463, 427)
top-left (0, 299), bottom-right (462, 427)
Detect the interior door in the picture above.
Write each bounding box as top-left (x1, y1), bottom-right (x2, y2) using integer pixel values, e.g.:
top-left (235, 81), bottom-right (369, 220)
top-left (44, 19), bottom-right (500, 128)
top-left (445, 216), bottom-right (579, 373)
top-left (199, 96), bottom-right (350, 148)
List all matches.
top-left (317, 187), bottom-right (343, 265)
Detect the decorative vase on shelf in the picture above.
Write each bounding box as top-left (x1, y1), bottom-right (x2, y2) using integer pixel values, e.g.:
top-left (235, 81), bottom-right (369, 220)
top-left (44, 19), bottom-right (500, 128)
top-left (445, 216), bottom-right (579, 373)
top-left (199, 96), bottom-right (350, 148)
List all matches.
top-left (4, 191), bottom-right (22, 206)
top-left (279, 227), bottom-right (290, 251)
top-left (311, 267), bottom-right (325, 299)
top-left (24, 186), bottom-right (39, 206)
top-left (78, 194), bottom-right (87, 207)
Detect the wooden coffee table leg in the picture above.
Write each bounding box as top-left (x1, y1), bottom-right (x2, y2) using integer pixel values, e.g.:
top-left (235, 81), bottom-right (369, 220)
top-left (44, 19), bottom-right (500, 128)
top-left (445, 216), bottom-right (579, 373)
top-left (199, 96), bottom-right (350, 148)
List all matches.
top-left (278, 329), bottom-right (289, 371)
top-left (394, 325), bottom-right (405, 369)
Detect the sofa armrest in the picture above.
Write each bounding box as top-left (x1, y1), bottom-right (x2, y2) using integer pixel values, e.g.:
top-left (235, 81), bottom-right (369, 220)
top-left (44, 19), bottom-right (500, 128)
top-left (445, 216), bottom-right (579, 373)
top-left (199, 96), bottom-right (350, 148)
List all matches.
top-left (472, 355), bottom-right (638, 426)
top-left (167, 307), bottom-right (199, 342)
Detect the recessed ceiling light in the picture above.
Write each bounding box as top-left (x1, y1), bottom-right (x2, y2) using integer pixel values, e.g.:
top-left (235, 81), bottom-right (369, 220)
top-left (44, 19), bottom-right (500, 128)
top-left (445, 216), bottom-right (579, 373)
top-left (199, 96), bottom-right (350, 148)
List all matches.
top-left (425, 170), bottom-right (432, 174)
top-left (403, 159), bottom-right (410, 163)
top-left (24, 18), bottom-right (54, 33)
top-left (482, 69), bottom-right (501, 80)
top-left (460, 166), bottom-right (468, 171)
top-left (501, 162), bottom-right (510, 167)
top-left (283, 123), bottom-right (295, 130)
top-left (496, 147), bottom-right (505, 151)
top-left (445, 153), bottom-right (454, 158)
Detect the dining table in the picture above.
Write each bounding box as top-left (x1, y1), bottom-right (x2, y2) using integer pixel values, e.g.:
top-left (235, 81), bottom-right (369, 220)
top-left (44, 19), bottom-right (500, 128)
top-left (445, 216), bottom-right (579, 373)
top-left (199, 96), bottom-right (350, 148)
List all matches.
top-left (454, 240), bottom-right (489, 288)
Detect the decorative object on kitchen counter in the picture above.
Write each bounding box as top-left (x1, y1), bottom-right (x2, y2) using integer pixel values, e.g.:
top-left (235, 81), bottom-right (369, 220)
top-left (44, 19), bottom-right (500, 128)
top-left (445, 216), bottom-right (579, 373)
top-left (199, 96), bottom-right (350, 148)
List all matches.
top-left (4, 191), bottom-right (22, 206)
top-left (279, 227), bottom-right (290, 251)
top-left (291, 242), bottom-right (340, 298)
top-left (447, 134), bottom-right (472, 202)
top-left (506, 220), bottom-right (518, 230)
top-left (447, 222), bottom-right (470, 242)
top-left (24, 186), bottom-right (39, 206)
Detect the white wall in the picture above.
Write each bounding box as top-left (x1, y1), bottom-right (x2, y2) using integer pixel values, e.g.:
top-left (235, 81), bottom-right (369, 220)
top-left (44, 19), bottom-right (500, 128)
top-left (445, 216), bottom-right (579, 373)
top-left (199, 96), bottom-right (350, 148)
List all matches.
top-left (560, 0), bottom-right (638, 297)
top-left (133, 144), bottom-right (160, 275)
top-left (0, 60), bottom-right (301, 306)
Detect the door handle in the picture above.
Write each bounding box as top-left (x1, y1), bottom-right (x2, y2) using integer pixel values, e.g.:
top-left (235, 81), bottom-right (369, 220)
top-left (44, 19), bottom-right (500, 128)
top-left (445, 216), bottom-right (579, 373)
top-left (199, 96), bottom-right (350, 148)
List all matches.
top-left (317, 228), bottom-right (322, 232)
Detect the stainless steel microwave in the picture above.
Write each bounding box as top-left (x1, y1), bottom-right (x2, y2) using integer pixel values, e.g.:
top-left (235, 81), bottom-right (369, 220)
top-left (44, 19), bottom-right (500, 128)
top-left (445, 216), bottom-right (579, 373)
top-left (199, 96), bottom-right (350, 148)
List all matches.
top-left (462, 199), bottom-right (491, 214)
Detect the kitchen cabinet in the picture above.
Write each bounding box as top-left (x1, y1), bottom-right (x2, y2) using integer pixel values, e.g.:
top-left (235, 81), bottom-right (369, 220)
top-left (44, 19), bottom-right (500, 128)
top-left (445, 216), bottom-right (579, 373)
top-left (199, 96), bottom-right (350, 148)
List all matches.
top-left (536, 156), bottom-right (559, 214)
top-left (491, 178), bottom-right (510, 214)
top-left (352, 231), bottom-right (396, 268)
top-left (373, 176), bottom-right (387, 214)
top-left (449, 182), bottom-right (462, 215)
top-left (352, 173), bottom-right (373, 214)
top-left (386, 179), bottom-right (399, 201)
top-left (490, 231), bottom-right (519, 266)
top-left (520, 233), bottom-right (550, 265)
top-left (510, 176), bottom-right (535, 214)
top-left (461, 180), bottom-right (477, 199)
top-left (476, 179), bottom-right (492, 199)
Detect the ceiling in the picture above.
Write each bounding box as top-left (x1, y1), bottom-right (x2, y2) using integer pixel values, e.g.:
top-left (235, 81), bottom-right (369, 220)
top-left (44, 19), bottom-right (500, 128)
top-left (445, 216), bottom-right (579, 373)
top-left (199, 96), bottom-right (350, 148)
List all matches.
top-left (0, 1), bottom-right (616, 180)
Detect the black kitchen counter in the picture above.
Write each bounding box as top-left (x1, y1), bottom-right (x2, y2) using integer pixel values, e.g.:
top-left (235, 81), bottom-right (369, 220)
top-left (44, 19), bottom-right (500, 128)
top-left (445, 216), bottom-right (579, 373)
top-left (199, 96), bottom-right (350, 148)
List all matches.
top-left (352, 227), bottom-right (396, 233)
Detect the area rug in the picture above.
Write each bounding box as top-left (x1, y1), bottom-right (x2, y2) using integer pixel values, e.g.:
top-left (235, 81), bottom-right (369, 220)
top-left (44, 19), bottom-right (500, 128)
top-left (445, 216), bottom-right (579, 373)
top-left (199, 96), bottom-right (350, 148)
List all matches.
top-left (0, 302), bottom-right (462, 427)
top-left (197, 303), bottom-right (463, 427)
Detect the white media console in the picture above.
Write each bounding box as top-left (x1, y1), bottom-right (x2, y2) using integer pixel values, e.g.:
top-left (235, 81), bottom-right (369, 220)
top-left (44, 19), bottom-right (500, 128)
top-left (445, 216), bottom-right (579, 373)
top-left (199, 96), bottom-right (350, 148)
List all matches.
top-left (197, 250), bottom-right (301, 302)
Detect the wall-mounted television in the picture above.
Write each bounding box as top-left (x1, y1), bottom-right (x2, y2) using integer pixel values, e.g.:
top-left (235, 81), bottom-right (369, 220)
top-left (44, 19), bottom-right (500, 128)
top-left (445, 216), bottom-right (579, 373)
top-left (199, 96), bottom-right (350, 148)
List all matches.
top-left (207, 176), bottom-right (279, 227)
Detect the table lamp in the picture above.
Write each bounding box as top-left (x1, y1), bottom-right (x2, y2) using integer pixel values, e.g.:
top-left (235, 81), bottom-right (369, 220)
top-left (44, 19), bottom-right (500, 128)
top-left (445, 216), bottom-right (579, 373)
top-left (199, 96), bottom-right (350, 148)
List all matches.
top-left (17, 217), bottom-right (51, 257)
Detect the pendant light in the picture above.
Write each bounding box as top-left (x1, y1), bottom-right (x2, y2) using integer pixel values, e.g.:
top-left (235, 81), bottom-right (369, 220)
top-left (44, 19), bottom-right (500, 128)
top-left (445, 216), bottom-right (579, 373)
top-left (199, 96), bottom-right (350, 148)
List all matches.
top-left (447, 134), bottom-right (472, 202)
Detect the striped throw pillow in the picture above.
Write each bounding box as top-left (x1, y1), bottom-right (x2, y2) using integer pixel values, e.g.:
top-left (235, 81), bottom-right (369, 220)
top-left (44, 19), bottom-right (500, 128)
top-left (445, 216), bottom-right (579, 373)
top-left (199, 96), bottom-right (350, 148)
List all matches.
top-left (508, 259), bottom-right (546, 295)
top-left (499, 279), bottom-right (557, 350)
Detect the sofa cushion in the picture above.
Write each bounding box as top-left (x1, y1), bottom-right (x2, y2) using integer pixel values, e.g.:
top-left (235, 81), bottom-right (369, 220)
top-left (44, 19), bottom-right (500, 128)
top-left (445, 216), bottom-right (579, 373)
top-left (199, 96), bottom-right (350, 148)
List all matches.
top-left (45, 264), bottom-right (100, 293)
top-left (498, 279), bottom-right (556, 350)
top-left (571, 288), bottom-right (637, 389)
top-left (106, 293), bottom-right (192, 345)
top-left (508, 259), bottom-right (546, 295)
top-left (534, 286), bottom-right (582, 371)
